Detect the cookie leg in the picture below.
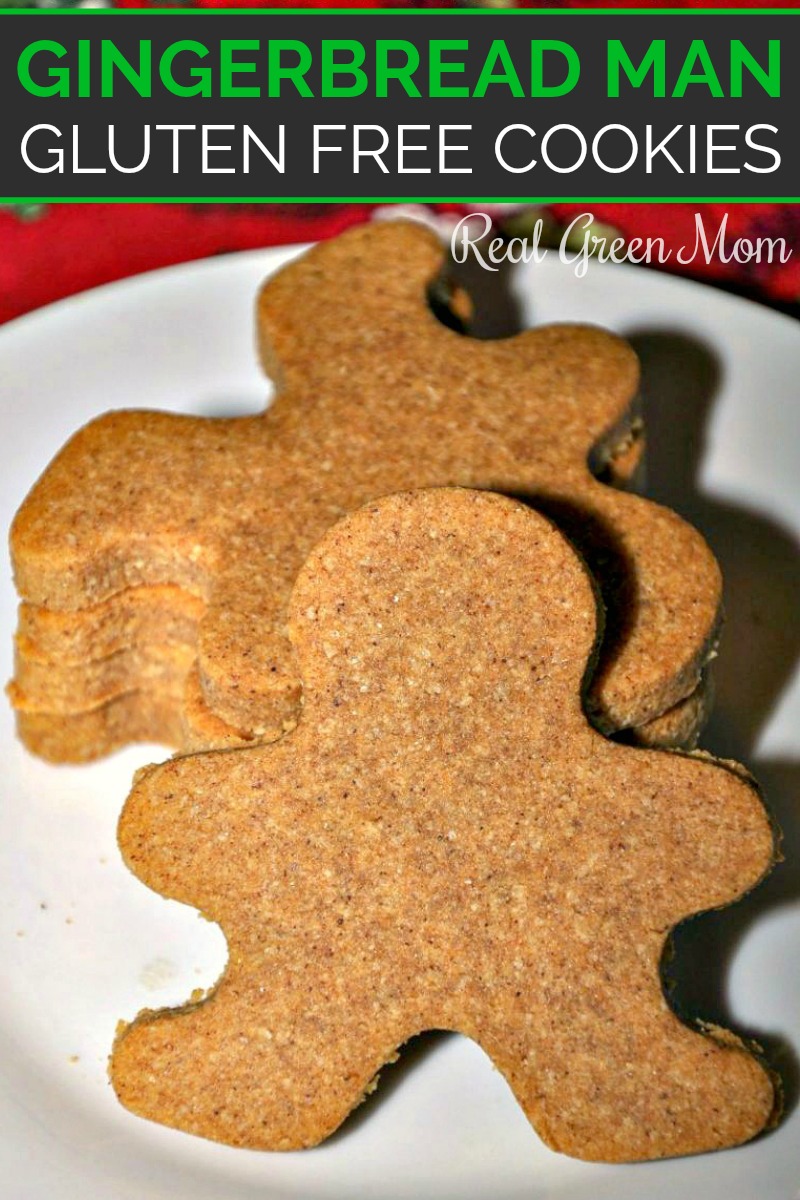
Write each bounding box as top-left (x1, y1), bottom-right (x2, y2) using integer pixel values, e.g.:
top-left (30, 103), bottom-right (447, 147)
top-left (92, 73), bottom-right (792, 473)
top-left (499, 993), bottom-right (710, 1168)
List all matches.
top-left (115, 752), bottom-right (419, 1149)
top-left (475, 975), bottom-right (775, 1163)
top-left (111, 974), bottom-right (412, 1150)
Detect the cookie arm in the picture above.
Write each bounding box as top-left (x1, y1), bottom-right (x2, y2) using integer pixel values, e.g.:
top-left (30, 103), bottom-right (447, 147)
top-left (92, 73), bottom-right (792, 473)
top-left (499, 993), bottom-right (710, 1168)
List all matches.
top-left (118, 751), bottom-right (253, 914)
top-left (607, 747), bottom-right (777, 931)
top-left (11, 410), bottom-right (220, 609)
top-left (541, 481), bottom-right (722, 731)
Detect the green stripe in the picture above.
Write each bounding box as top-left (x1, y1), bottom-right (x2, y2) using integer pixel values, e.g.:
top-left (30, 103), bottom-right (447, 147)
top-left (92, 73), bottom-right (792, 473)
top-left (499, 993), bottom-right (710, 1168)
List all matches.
top-left (3, 196), bottom-right (798, 203)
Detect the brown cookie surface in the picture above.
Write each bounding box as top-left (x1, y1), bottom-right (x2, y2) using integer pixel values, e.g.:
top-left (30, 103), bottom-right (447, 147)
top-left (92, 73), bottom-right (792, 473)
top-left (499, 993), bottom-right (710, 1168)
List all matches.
top-left (111, 489), bottom-right (775, 1161)
top-left (11, 222), bottom-right (720, 759)
top-left (16, 587), bottom-right (202, 662)
top-left (16, 685), bottom-right (186, 764)
top-left (624, 668), bottom-right (714, 751)
top-left (10, 638), bottom-right (194, 713)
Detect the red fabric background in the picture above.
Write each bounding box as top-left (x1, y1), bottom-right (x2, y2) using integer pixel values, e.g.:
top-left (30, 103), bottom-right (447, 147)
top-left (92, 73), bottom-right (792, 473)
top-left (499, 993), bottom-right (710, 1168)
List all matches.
top-left (3, 202), bottom-right (799, 326)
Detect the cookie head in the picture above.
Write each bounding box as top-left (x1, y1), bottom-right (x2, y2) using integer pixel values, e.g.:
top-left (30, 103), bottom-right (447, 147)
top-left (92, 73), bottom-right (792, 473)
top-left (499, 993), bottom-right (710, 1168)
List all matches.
top-left (258, 220), bottom-right (447, 383)
top-left (289, 488), bottom-right (598, 732)
top-left (257, 220), bottom-right (640, 459)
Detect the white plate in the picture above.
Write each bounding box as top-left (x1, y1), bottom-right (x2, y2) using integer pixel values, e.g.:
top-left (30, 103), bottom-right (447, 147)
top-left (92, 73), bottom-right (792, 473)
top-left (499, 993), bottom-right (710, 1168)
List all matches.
top-left (1, 243), bottom-right (798, 1200)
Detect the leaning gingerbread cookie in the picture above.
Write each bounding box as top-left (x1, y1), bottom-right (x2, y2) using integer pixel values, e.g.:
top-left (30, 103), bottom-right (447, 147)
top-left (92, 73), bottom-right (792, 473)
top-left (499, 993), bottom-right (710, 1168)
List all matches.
top-left (10, 221), bottom-right (719, 761)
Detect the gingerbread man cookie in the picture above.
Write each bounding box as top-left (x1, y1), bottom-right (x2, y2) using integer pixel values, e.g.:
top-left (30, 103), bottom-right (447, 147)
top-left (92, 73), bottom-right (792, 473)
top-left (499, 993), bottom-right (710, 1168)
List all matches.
top-left (11, 221), bottom-right (720, 760)
top-left (111, 489), bottom-right (775, 1161)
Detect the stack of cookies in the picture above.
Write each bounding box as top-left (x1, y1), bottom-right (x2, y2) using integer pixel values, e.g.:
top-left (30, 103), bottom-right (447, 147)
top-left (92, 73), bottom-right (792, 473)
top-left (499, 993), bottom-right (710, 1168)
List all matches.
top-left (10, 221), bottom-right (717, 763)
top-left (7, 222), bottom-right (778, 1163)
